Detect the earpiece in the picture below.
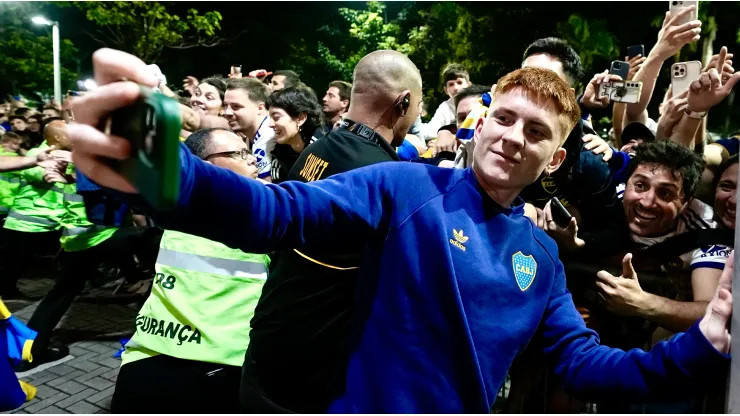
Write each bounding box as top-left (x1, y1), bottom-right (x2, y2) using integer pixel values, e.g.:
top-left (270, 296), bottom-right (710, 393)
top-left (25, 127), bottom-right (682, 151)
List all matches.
top-left (397, 94), bottom-right (411, 117)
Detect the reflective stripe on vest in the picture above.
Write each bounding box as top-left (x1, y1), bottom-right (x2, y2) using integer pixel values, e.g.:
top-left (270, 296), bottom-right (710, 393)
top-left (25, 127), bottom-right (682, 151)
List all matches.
top-left (156, 248), bottom-right (268, 278)
top-left (61, 225), bottom-right (110, 237)
top-left (63, 193), bottom-right (84, 203)
top-left (7, 211), bottom-right (58, 226)
top-left (0, 175), bottom-right (22, 184)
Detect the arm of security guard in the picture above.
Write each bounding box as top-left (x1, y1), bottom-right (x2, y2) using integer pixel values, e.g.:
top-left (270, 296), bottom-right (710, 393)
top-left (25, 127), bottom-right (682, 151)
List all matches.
top-left (542, 258), bottom-right (730, 403)
top-left (134, 143), bottom-right (391, 254)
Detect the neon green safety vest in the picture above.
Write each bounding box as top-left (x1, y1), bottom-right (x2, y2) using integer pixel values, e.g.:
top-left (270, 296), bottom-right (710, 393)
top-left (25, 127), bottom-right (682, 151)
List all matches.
top-left (122, 230), bottom-right (269, 367)
top-left (0, 150), bottom-right (22, 215)
top-left (58, 163), bottom-right (118, 252)
top-left (4, 143), bottom-right (66, 233)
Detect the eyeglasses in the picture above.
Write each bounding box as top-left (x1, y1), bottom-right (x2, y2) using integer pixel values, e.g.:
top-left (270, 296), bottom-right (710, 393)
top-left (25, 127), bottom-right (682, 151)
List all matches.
top-left (204, 148), bottom-right (251, 161)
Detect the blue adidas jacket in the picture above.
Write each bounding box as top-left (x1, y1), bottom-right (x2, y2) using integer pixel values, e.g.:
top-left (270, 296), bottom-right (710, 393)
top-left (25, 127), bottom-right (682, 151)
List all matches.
top-left (128, 144), bottom-right (729, 413)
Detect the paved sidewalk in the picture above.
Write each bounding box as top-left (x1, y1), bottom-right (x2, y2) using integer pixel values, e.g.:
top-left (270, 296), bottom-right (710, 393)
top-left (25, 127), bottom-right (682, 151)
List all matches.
top-left (3, 272), bottom-right (140, 414)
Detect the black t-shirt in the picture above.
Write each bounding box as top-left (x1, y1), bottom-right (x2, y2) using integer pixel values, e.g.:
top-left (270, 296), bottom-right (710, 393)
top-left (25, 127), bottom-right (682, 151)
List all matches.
top-left (247, 125), bottom-right (399, 412)
top-left (269, 144), bottom-right (302, 184)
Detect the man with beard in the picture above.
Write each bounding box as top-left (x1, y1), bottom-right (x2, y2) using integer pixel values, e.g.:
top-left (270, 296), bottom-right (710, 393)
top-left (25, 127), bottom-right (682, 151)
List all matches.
top-left (322, 81), bottom-right (351, 130)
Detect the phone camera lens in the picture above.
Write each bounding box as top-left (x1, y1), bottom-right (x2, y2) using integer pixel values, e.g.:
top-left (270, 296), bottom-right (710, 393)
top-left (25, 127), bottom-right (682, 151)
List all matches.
top-left (672, 1), bottom-right (678, 5)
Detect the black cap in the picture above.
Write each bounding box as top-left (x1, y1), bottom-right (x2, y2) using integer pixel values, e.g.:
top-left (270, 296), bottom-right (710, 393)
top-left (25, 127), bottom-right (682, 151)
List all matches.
top-left (621, 122), bottom-right (655, 144)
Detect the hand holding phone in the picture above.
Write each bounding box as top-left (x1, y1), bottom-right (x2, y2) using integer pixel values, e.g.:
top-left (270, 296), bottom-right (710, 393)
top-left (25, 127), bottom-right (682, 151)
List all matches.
top-left (598, 80), bottom-right (643, 104)
top-left (67, 48), bottom-right (181, 207)
top-left (654, 3), bottom-right (701, 60)
top-left (671, 61), bottom-right (702, 97)
top-left (582, 70), bottom-right (625, 109)
top-left (669, 0), bottom-right (699, 27)
top-left (549, 197), bottom-right (572, 228)
top-left (230, 65), bottom-right (242, 79)
top-left (627, 45), bottom-right (645, 60)
top-left (106, 85), bottom-right (181, 209)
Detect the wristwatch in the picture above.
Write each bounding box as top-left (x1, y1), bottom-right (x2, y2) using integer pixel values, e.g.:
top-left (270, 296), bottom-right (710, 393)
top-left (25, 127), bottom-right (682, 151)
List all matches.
top-left (684, 108), bottom-right (707, 119)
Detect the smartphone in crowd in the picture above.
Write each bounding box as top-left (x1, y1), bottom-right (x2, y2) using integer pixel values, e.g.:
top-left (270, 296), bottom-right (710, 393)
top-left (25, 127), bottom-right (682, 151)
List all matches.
top-left (609, 60), bottom-right (630, 80)
top-left (669, 0), bottom-right (699, 26)
top-left (230, 65), bottom-right (242, 78)
top-left (550, 197), bottom-right (572, 228)
top-left (671, 61), bottom-right (702, 97)
top-left (598, 80), bottom-right (643, 104)
top-left (627, 44), bottom-right (645, 60)
top-left (106, 85), bottom-right (182, 210)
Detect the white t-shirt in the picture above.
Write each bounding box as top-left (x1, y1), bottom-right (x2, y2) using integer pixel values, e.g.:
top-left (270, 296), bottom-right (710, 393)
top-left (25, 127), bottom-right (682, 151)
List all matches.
top-left (420, 98), bottom-right (455, 141)
top-left (252, 116), bottom-right (277, 179)
top-left (630, 199), bottom-right (730, 271)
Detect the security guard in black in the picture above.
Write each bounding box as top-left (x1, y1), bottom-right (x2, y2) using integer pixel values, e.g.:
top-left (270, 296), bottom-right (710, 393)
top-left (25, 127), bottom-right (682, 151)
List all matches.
top-left (242, 120), bottom-right (399, 413)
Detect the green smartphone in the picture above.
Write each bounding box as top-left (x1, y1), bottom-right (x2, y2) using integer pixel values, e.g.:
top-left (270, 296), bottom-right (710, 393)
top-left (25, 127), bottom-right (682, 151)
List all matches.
top-left (106, 85), bottom-right (181, 210)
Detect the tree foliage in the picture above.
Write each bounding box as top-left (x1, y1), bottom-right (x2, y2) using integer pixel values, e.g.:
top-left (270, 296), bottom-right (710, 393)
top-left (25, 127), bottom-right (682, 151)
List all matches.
top-left (556, 14), bottom-right (619, 77)
top-left (317, 2), bottom-right (415, 81)
top-left (0, 2), bottom-right (78, 99)
top-left (65, 1), bottom-right (224, 63)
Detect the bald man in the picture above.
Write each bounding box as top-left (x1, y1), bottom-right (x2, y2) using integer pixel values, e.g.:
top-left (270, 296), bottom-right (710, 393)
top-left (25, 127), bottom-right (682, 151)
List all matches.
top-left (234, 49), bottom-right (422, 412)
top-left (0, 121), bottom-right (71, 299)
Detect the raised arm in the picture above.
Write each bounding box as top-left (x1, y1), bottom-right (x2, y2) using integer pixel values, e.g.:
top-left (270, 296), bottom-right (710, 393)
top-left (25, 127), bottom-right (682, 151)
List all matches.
top-left (663, 47), bottom-right (738, 149)
top-left (143, 144), bottom-right (391, 254)
top-left (626, 7), bottom-right (701, 121)
top-left (67, 48), bottom-right (393, 254)
top-left (543, 254), bottom-right (731, 403)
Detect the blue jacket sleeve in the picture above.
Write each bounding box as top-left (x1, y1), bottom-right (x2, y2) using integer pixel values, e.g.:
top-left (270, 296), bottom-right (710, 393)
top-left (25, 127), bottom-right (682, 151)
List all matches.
top-left (607, 150), bottom-right (631, 184)
top-left (140, 144), bottom-right (392, 254)
top-left (543, 260), bottom-right (729, 402)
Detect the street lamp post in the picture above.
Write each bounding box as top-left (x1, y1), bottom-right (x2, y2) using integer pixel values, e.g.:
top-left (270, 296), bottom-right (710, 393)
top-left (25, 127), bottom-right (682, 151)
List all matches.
top-left (31, 16), bottom-right (61, 106)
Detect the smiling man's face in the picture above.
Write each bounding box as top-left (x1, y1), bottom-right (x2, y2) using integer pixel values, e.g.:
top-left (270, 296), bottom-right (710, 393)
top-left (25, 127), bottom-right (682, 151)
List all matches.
top-left (623, 163), bottom-right (687, 237)
top-left (472, 86), bottom-right (566, 195)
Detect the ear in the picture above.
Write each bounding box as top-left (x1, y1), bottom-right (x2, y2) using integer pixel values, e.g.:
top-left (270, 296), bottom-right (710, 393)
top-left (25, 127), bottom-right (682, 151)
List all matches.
top-left (296, 112), bottom-right (308, 127)
top-left (258, 102), bottom-right (266, 112)
top-left (341, 99), bottom-right (349, 111)
top-left (394, 90), bottom-right (411, 117)
top-left (472, 115), bottom-right (486, 143)
top-left (570, 87), bottom-right (576, 95)
top-left (543, 147), bottom-right (567, 176)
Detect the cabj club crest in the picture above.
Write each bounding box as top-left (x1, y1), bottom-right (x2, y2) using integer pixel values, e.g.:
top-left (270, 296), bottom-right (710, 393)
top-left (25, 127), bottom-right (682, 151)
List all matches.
top-left (512, 251), bottom-right (537, 291)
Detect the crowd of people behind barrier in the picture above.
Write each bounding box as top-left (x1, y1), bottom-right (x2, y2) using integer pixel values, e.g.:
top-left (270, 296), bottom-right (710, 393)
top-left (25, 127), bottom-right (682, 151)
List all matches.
top-left (0, 3), bottom-right (739, 413)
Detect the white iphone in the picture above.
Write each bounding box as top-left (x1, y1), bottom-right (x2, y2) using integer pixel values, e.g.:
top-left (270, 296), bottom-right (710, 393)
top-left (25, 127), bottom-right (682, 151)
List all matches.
top-left (669, 0), bottom-right (699, 26)
top-left (671, 61), bottom-right (702, 97)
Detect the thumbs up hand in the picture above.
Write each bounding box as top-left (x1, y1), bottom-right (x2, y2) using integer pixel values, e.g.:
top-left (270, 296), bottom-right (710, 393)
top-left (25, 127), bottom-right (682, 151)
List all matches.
top-left (596, 253), bottom-right (647, 317)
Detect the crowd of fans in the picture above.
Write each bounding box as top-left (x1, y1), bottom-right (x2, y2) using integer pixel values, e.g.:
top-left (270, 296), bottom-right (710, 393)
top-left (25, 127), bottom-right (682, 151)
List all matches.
top-left (0, 3), bottom-right (738, 413)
